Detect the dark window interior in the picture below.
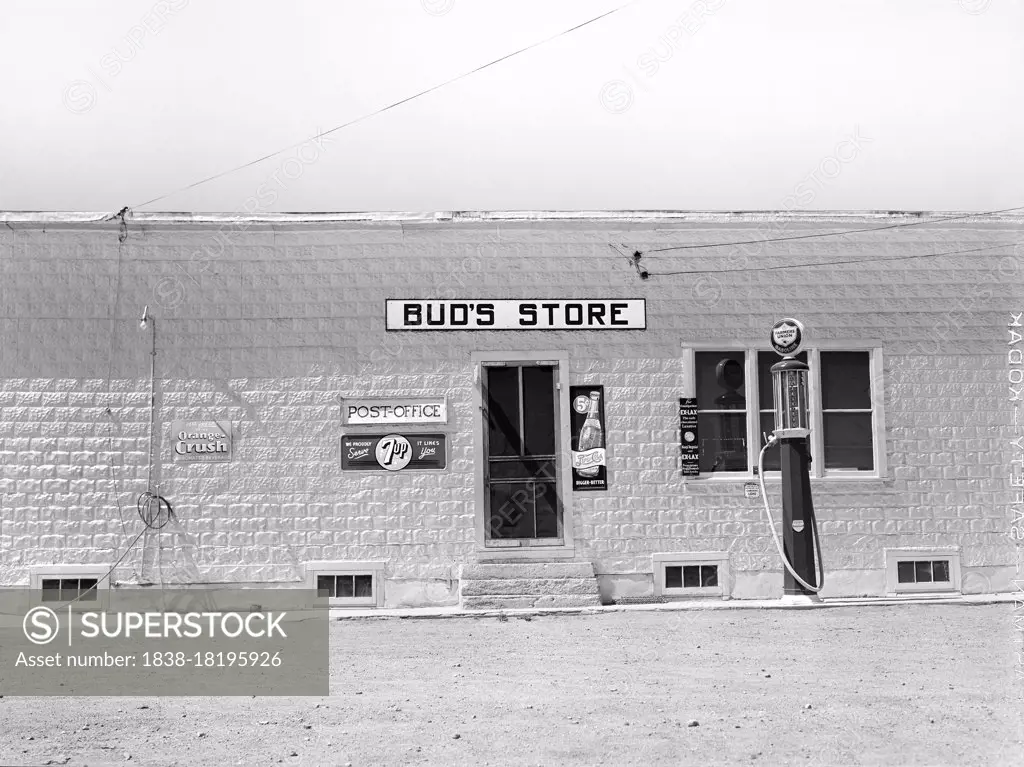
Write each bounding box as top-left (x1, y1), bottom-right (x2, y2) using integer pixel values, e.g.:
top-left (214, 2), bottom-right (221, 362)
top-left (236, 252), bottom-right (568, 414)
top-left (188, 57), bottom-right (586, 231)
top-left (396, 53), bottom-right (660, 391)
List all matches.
top-left (41, 577), bottom-right (98, 602)
top-left (897, 560), bottom-right (951, 585)
top-left (316, 574), bottom-right (374, 599)
top-left (665, 564), bottom-right (719, 589)
top-left (696, 352), bottom-right (748, 473)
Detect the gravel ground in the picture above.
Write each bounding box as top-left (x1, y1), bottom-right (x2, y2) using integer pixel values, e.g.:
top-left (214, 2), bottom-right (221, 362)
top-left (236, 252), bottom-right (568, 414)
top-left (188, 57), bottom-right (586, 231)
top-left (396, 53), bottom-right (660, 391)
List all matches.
top-left (1, 603), bottom-right (1021, 766)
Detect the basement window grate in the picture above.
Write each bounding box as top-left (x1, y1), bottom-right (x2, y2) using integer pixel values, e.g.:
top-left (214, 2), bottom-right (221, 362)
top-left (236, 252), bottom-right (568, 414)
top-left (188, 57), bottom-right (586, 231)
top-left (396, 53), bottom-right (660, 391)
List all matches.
top-left (653, 552), bottom-right (730, 599)
top-left (614, 596), bottom-right (667, 605)
top-left (306, 561), bottom-right (385, 608)
top-left (41, 578), bottom-right (99, 602)
top-left (665, 565), bottom-right (719, 589)
top-left (897, 560), bottom-right (950, 585)
top-left (884, 549), bottom-right (961, 595)
top-left (317, 574), bottom-right (374, 600)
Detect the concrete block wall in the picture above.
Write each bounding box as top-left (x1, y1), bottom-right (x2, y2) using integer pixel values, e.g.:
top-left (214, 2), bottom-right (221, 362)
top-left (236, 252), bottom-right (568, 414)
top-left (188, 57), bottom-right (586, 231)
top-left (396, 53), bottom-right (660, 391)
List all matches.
top-left (0, 211), bottom-right (1020, 604)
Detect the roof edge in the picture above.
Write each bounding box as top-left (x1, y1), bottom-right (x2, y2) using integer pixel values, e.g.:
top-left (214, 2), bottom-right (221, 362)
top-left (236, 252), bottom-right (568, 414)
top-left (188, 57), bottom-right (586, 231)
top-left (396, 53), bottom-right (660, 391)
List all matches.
top-left (1, 209), bottom-right (1021, 227)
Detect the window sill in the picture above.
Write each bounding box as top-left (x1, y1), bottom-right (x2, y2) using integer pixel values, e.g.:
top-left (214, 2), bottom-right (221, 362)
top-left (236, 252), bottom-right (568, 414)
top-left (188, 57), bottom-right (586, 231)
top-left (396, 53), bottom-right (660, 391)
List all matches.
top-left (475, 546), bottom-right (576, 560)
top-left (687, 473), bottom-right (888, 482)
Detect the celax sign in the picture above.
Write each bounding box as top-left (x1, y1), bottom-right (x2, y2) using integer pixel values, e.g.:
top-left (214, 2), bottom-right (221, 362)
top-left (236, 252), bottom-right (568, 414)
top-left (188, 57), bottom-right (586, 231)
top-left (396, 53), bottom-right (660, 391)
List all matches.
top-left (385, 299), bottom-right (647, 330)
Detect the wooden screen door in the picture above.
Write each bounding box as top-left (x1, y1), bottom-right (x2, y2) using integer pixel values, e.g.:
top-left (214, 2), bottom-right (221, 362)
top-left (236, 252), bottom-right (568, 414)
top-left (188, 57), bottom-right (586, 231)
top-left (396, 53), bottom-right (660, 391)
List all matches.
top-left (482, 362), bottom-right (563, 545)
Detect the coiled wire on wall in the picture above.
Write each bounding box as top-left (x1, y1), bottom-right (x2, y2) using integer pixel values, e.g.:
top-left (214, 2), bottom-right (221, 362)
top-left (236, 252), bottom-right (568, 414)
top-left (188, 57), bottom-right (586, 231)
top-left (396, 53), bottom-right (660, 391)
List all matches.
top-left (138, 490), bottom-right (173, 530)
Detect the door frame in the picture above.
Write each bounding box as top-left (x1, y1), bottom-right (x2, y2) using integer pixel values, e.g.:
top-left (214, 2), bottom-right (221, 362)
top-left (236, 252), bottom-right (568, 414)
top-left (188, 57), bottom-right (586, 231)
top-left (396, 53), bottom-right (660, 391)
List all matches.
top-left (471, 349), bottom-right (575, 558)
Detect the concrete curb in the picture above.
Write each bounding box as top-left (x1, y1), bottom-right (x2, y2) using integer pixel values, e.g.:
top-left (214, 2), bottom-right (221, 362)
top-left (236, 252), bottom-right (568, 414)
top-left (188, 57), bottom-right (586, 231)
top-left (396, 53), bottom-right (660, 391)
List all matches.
top-left (330, 593), bottom-right (1018, 621)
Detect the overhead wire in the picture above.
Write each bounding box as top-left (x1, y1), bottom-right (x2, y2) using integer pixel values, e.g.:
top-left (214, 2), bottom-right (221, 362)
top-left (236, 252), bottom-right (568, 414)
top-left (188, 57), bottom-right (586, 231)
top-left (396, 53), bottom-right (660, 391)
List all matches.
top-left (636, 206), bottom-right (1024, 254)
top-left (640, 242), bottom-right (1019, 277)
top-left (128, 1), bottom-right (641, 211)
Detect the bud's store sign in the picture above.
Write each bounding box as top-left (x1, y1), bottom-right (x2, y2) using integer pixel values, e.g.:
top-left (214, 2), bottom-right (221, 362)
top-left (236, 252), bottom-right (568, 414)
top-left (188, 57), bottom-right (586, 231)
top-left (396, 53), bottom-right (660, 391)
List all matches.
top-left (385, 299), bottom-right (646, 330)
top-left (170, 420), bottom-right (232, 462)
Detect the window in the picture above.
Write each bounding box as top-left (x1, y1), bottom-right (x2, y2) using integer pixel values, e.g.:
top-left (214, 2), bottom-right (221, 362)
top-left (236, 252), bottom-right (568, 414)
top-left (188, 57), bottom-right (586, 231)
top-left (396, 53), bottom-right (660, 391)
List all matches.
top-left (819, 351), bottom-right (873, 470)
top-left (653, 552), bottom-right (729, 598)
top-left (29, 566), bottom-right (109, 606)
top-left (305, 561), bottom-right (385, 608)
top-left (41, 578), bottom-right (99, 602)
top-left (884, 549), bottom-right (960, 594)
top-left (317, 574), bottom-right (373, 600)
top-left (695, 352), bottom-right (748, 473)
top-left (687, 347), bottom-right (883, 478)
top-left (897, 560), bottom-right (950, 584)
top-left (665, 565), bottom-right (718, 589)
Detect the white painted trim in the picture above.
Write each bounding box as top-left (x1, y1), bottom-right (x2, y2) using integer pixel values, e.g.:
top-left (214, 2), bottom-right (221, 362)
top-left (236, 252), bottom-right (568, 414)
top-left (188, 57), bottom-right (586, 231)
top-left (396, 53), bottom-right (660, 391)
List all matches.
top-left (807, 348), bottom-right (824, 479)
top-left (871, 348), bottom-right (887, 479)
top-left (469, 350), bottom-right (574, 557)
top-left (29, 565), bottom-right (110, 609)
top-left (680, 347), bottom-right (695, 399)
top-left (29, 565), bottom-right (111, 592)
top-left (883, 548), bottom-right (961, 595)
top-left (304, 561), bottom-right (386, 608)
top-left (652, 552), bottom-right (731, 599)
top-left (744, 351), bottom-right (759, 477)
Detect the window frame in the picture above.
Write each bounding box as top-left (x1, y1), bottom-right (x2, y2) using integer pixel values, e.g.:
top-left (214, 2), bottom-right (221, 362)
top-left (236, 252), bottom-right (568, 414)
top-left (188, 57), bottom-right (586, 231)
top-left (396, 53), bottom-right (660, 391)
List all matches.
top-left (29, 565), bottom-right (110, 610)
top-left (682, 344), bottom-right (886, 481)
top-left (653, 551), bottom-right (730, 599)
top-left (884, 548), bottom-right (961, 595)
top-left (304, 561), bottom-right (385, 608)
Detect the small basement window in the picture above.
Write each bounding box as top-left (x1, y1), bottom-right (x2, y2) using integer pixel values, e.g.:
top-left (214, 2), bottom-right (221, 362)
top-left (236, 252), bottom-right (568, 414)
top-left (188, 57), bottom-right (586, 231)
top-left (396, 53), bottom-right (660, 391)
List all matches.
top-left (885, 549), bottom-right (960, 595)
top-left (654, 552), bottom-right (730, 599)
top-left (30, 566), bottom-right (109, 607)
top-left (317, 574), bottom-right (374, 600)
top-left (665, 564), bottom-right (719, 589)
top-left (897, 560), bottom-right (950, 585)
top-left (305, 561), bottom-right (385, 608)
top-left (41, 578), bottom-right (99, 602)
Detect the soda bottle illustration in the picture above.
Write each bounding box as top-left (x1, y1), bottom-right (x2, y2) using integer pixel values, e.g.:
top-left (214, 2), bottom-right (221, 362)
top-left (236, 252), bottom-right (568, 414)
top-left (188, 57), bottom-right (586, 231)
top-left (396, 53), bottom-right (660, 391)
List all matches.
top-left (577, 391), bottom-right (603, 477)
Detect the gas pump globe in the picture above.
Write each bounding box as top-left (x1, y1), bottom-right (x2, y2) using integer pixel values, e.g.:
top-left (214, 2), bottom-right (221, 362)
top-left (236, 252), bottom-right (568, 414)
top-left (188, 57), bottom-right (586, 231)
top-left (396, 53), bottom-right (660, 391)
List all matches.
top-left (770, 356), bottom-right (810, 440)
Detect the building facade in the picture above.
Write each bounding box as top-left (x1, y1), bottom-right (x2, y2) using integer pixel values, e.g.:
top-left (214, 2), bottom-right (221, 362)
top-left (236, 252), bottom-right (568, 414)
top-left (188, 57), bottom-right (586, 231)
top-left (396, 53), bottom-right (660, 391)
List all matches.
top-left (0, 211), bottom-right (1020, 607)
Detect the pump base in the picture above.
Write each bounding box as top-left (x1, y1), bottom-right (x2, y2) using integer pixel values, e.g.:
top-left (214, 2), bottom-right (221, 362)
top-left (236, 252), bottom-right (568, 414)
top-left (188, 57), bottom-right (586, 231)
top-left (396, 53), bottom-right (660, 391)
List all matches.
top-left (780, 593), bottom-right (823, 607)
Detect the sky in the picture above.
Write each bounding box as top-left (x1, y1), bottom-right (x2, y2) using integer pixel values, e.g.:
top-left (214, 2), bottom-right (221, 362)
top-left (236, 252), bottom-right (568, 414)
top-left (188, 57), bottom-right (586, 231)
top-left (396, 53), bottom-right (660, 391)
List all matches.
top-left (1, 0), bottom-right (1022, 213)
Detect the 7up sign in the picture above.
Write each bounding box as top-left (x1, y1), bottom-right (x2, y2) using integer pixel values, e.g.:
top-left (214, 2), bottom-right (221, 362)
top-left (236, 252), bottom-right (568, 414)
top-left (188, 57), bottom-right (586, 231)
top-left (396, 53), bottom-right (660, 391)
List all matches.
top-left (340, 434), bottom-right (448, 472)
top-left (375, 435), bottom-right (412, 471)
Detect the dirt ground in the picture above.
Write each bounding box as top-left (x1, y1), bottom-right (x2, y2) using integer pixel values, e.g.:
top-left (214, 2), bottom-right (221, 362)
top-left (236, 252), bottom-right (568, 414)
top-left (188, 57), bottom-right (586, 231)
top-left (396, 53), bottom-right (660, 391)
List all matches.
top-left (1, 603), bottom-right (1021, 767)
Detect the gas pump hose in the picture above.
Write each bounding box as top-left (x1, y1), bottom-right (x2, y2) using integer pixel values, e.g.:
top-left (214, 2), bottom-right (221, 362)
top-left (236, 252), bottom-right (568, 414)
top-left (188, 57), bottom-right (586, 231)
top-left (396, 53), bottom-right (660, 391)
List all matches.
top-left (757, 438), bottom-right (825, 594)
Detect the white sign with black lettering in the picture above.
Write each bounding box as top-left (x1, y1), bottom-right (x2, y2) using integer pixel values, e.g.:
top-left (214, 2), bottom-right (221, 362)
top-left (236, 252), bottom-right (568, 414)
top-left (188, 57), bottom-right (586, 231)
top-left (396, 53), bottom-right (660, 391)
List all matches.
top-left (385, 299), bottom-right (647, 330)
top-left (342, 397), bottom-right (448, 425)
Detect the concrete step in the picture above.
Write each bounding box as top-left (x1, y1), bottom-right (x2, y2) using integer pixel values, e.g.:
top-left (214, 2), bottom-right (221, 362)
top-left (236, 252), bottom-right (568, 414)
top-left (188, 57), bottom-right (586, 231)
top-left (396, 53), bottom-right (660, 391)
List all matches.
top-left (460, 577), bottom-right (600, 597)
top-left (461, 562), bottom-right (595, 580)
top-left (460, 594), bottom-right (602, 610)
top-left (458, 561), bottom-right (602, 610)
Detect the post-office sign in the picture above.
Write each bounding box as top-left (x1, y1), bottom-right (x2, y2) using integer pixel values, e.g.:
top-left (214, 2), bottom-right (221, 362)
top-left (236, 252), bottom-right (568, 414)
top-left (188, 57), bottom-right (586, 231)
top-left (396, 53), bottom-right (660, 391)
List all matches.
top-left (341, 397), bottom-right (448, 426)
top-left (170, 420), bottom-right (233, 462)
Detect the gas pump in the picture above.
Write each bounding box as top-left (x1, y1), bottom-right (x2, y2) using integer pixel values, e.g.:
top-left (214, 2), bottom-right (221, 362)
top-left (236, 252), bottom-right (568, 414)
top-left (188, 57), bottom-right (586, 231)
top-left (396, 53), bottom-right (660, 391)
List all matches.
top-left (757, 318), bottom-right (825, 602)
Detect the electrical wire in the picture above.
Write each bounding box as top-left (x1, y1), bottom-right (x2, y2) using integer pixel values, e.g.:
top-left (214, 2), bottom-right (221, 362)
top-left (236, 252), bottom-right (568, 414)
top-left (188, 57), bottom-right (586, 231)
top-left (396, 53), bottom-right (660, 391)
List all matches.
top-left (129, 1), bottom-right (641, 211)
top-left (53, 527), bottom-right (149, 609)
top-left (639, 206), bottom-right (1024, 254)
top-left (643, 242), bottom-right (1017, 277)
